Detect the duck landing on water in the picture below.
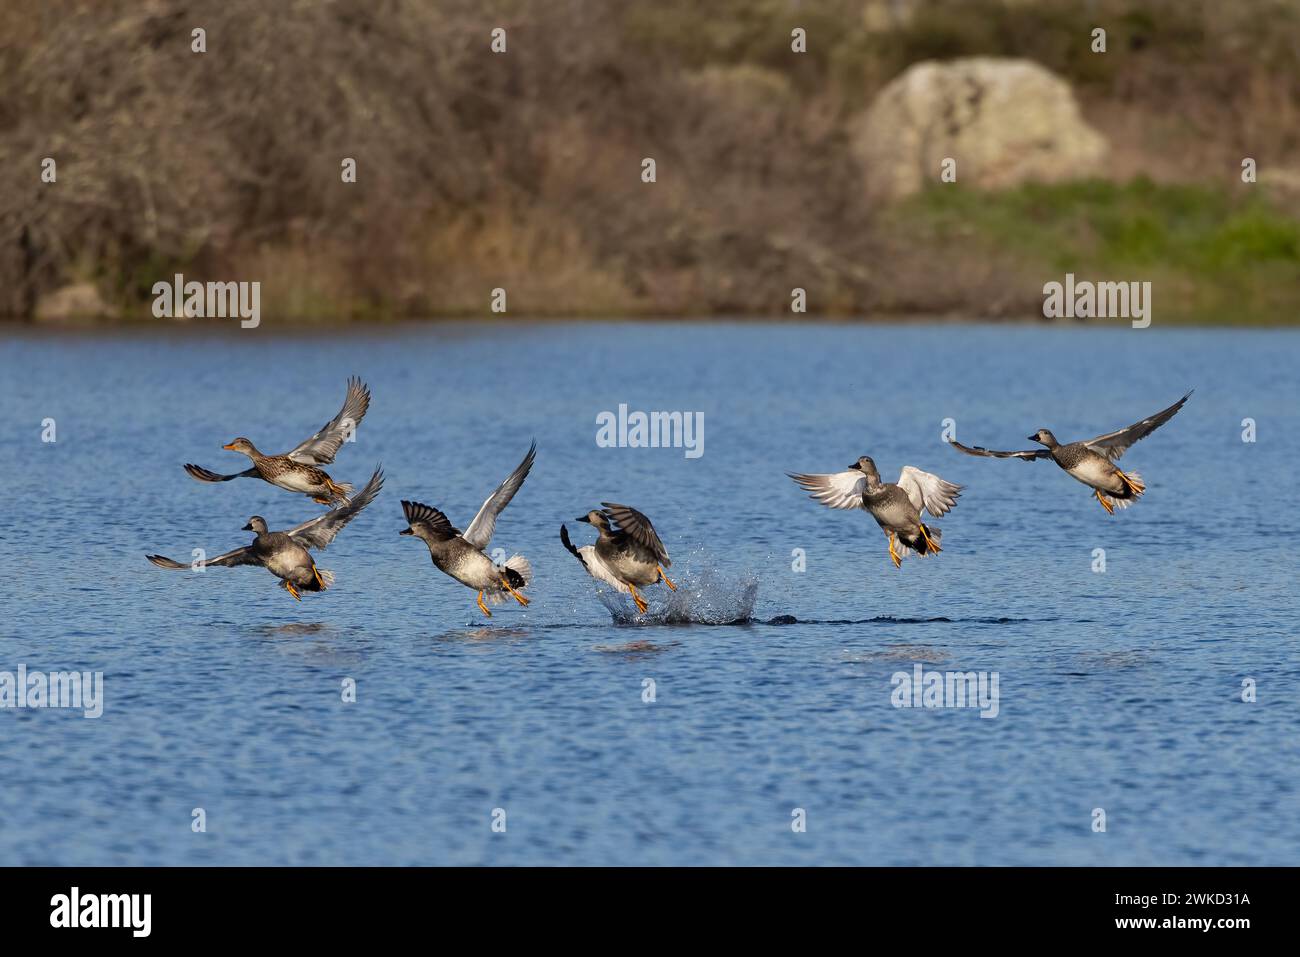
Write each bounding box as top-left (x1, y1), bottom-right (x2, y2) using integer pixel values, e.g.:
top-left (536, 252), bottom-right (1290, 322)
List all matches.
top-left (561, 503), bottom-right (675, 614)
top-left (147, 466), bottom-right (384, 600)
top-left (949, 390), bottom-right (1191, 514)
top-left (400, 442), bottom-right (536, 617)
top-left (789, 456), bottom-right (962, 569)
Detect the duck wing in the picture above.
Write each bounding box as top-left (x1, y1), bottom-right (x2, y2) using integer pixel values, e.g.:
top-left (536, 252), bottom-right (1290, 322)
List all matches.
top-left (184, 464), bottom-right (259, 482)
top-left (1082, 390), bottom-right (1192, 462)
top-left (462, 441), bottom-right (537, 549)
top-left (600, 502), bottom-right (670, 566)
top-left (286, 376), bottom-right (371, 465)
top-left (896, 466), bottom-right (963, 518)
top-left (788, 470), bottom-right (867, 509)
top-left (402, 499), bottom-right (461, 541)
top-left (146, 545), bottom-right (259, 569)
top-left (286, 465), bottom-right (384, 549)
top-left (948, 440), bottom-right (1049, 461)
top-left (560, 524), bottom-right (588, 570)
top-left (561, 526), bottom-right (631, 590)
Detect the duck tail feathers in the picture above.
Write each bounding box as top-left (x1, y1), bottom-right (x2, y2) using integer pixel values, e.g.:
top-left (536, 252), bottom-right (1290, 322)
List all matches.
top-left (485, 555), bottom-right (531, 605)
top-left (326, 478), bottom-right (354, 504)
top-left (1114, 469), bottom-right (1144, 504)
top-left (899, 524), bottom-right (942, 558)
top-left (502, 554), bottom-right (532, 587)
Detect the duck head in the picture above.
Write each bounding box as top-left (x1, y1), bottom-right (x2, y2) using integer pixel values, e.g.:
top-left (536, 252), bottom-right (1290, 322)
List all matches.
top-left (223, 437), bottom-right (259, 457)
top-left (1028, 429), bottom-right (1059, 449)
top-left (847, 455), bottom-right (881, 484)
top-left (242, 516), bottom-right (269, 534)
top-left (400, 518), bottom-right (430, 540)
top-left (575, 509), bottom-right (611, 532)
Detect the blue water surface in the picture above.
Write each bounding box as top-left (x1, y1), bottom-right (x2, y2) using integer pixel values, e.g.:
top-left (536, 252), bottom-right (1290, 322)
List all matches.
top-left (1, 320), bottom-right (1296, 865)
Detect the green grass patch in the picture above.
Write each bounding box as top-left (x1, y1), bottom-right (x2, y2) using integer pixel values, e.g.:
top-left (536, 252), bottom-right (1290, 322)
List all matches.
top-left (891, 178), bottom-right (1300, 324)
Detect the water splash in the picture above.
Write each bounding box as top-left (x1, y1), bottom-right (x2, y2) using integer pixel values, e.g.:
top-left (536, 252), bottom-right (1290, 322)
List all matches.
top-left (596, 566), bottom-right (759, 626)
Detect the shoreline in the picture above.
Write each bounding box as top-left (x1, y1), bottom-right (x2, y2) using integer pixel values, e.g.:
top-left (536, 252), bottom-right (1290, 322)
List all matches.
top-left (3, 313), bottom-right (1296, 338)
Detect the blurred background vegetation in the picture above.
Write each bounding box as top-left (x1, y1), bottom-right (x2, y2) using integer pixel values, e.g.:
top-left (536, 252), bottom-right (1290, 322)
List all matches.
top-left (1, 0), bottom-right (1297, 324)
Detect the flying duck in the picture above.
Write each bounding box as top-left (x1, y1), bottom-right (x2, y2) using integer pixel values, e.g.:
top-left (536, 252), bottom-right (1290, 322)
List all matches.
top-left (400, 442), bottom-right (536, 617)
top-left (147, 466), bottom-right (384, 600)
top-left (789, 457), bottom-right (962, 568)
top-left (560, 503), bottom-right (676, 614)
top-left (184, 376), bottom-right (371, 505)
top-left (948, 391), bottom-right (1191, 513)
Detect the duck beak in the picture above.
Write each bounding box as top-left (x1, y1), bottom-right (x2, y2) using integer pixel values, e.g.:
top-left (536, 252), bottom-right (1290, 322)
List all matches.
top-left (1027, 435), bottom-right (1038, 442)
top-left (241, 523), bottom-right (253, 531)
top-left (223, 442), bottom-right (238, 451)
top-left (576, 516), bottom-right (591, 524)
top-left (399, 527), bottom-right (413, 536)
top-left (847, 463), bottom-right (862, 471)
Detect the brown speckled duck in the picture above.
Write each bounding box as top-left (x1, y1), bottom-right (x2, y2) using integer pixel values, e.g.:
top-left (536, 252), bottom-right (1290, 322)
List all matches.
top-left (184, 376), bottom-right (370, 505)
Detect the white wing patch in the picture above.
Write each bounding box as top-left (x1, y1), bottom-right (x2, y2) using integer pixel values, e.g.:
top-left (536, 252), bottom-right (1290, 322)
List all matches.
top-left (788, 470), bottom-right (867, 510)
top-left (896, 466), bottom-right (962, 518)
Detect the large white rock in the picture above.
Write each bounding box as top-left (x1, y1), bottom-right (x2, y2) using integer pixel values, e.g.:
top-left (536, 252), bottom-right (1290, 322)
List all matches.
top-left (34, 282), bottom-right (114, 322)
top-left (851, 57), bottom-right (1109, 200)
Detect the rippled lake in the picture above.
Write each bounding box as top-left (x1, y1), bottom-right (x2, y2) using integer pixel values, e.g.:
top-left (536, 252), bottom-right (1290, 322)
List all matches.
top-left (1, 320), bottom-right (1297, 865)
